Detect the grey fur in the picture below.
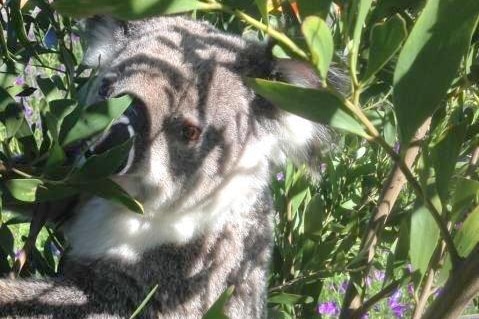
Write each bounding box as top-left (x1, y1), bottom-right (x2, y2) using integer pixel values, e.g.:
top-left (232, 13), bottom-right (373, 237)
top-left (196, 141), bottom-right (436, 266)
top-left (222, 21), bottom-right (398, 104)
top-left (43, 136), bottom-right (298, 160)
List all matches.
top-left (0, 16), bottom-right (344, 319)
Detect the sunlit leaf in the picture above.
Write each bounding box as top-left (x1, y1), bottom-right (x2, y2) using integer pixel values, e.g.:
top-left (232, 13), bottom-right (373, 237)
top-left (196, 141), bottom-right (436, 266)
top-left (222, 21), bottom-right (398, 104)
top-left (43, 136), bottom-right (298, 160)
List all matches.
top-left (5, 179), bottom-right (43, 202)
top-left (246, 78), bottom-right (367, 137)
top-left (54, 0), bottom-right (213, 19)
top-left (202, 286), bottom-right (235, 319)
top-left (60, 95), bottom-right (133, 146)
top-left (393, 0), bottom-right (479, 143)
top-left (363, 14), bottom-right (407, 82)
top-left (454, 205), bottom-right (479, 257)
top-left (302, 16), bottom-right (334, 80)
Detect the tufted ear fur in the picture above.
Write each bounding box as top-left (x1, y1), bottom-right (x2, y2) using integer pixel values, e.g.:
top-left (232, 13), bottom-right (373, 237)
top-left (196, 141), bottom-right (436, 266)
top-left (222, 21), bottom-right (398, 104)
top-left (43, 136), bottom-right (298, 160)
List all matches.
top-left (265, 58), bottom-right (350, 174)
top-left (82, 16), bottom-right (128, 67)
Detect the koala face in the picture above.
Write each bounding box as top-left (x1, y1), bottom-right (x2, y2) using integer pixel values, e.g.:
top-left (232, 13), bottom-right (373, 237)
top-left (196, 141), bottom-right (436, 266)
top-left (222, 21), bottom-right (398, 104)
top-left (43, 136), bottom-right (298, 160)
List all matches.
top-left (65, 16), bottom-right (335, 260)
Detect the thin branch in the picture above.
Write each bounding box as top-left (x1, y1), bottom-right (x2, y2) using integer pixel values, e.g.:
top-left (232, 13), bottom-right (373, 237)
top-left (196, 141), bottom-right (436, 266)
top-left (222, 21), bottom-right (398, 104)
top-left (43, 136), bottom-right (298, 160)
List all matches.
top-left (204, 1), bottom-right (308, 60)
top-left (340, 119), bottom-right (432, 319)
top-left (355, 275), bottom-right (409, 317)
top-left (339, 94), bottom-right (462, 267)
top-left (422, 245), bottom-right (479, 319)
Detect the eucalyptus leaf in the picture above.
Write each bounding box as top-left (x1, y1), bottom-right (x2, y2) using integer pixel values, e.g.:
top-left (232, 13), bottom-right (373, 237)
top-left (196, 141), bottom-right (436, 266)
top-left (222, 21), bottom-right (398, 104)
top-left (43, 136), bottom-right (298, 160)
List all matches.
top-left (5, 178), bottom-right (43, 202)
top-left (363, 14), bottom-right (407, 82)
top-left (393, 0), bottom-right (479, 143)
top-left (268, 292), bottom-right (314, 305)
top-left (54, 0), bottom-right (213, 19)
top-left (409, 191), bottom-right (441, 276)
top-left (61, 95), bottom-right (133, 146)
top-left (302, 16), bottom-right (334, 81)
top-left (431, 121), bottom-right (467, 204)
top-left (246, 78), bottom-right (366, 137)
top-left (202, 286), bottom-right (235, 319)
top-left (454, 205), bottom-right (479, 257)
top-left (73, 138), bottom-right (133, 181)
top-left (76, 178), bottom-right (144, 214)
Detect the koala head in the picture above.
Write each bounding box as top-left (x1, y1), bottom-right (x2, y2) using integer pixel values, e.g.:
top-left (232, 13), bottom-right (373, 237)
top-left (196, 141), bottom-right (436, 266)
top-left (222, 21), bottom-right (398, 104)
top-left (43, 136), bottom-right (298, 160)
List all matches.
top-left (66, 16), bottom-right (343, 259)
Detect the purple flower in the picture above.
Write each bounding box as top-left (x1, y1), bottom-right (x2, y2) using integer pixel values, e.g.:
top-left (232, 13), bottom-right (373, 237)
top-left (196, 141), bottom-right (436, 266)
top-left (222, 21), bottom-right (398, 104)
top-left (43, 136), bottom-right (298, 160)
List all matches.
top-left (317, 301), bottom-right (339, 316)
top-left (373, 269), bottom-right (385, 282)
top-left (276, 172), bottom-right (284, 181)
top-left (338, 280), bottom-right (348, 294)
top-left (14, 76), bottom-right (25, 86)
top-left (407, 284), bottom-right (414, 295)
top-left (388, 290), bottom-right (407, 318)
top-left (361, 313), bottom-right (370, 319)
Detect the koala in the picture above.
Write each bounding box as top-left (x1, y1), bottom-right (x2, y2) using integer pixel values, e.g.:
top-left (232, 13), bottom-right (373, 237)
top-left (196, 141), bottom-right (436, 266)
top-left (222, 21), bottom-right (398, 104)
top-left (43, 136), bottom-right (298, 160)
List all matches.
top-left (0, 16), bottom-right (346, 319)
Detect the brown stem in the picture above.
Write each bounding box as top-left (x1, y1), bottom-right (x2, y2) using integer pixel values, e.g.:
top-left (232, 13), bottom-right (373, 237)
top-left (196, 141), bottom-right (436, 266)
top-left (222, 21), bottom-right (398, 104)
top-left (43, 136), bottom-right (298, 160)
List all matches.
top-left (422, 245), bottom-right (479, 319)
top-left (340, 119), bottom-right (432, 319)
top-left (355, 275), bottom-right (409, 317)
top-left (412, 267), bottom-right (435, 319)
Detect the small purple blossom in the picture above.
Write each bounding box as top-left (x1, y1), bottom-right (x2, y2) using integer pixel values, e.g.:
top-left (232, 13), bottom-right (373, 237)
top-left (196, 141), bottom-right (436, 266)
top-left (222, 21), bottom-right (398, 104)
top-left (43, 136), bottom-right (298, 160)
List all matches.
top-left (14, 76), bottom-right (25, 86)
top-left (338, 280), bottom-right (348, 294)
top-left (317, 301), bottom-right (339, 316)
top-left (373, 269), bottom-right (385, 282)
top-left (407, 284), bottom-right (414, 295)
top-left (388, 290), bottom-right (407, 318)
top-left (276, 172), bottom-right (284, 181)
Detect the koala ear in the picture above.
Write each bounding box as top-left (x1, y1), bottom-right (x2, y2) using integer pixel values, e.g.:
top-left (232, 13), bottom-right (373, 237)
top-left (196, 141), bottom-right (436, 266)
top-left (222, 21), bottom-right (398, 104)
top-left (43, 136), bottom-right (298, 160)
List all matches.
top-left (273, 58), bottom-right (350, 94)
top-left (82, 16), bottom-right (128, 67)
top-left (263, 58), bottom-right (350, 174)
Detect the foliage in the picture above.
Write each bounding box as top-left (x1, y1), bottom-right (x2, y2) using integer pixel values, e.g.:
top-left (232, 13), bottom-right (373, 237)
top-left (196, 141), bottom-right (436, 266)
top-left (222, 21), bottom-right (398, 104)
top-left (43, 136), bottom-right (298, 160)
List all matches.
top-left (0, 0), bottom-right (478, 319)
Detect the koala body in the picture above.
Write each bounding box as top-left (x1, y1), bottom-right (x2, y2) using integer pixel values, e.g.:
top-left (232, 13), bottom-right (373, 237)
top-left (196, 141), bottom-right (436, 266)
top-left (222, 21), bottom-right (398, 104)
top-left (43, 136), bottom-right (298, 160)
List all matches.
top-left (0, 16), bottom-right (339, 318)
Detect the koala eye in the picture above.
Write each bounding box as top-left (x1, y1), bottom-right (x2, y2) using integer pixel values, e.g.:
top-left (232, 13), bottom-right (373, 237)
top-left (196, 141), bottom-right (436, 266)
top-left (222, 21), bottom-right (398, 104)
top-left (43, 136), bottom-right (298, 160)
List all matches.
top-left (181, 121), bottom-right (202, 142)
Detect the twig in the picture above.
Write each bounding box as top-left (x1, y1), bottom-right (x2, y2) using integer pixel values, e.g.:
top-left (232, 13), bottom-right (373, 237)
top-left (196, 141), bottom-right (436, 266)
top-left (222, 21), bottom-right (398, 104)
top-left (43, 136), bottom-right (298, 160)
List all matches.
top-left (203, 1), bottom-right (308, 60)
top-left (355, 275), bottom-right (409, 317)
top-left (340, 119), bottom-right (432, 319)
top-left (422, 245), bottom-right (479, 319)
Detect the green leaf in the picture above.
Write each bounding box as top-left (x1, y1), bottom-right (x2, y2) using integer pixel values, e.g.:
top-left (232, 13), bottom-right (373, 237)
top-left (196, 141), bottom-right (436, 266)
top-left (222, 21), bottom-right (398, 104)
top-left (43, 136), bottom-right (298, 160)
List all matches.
top-left (0, 101), bottom-right (25, 138)
top-left (129, 284), bottom-right (159, 319)
top-left (350, 0), bottom-right (373, 77)
top-left (393, 0), bottom-right (479, 143)
top-left (304, 194), bottom-right (324, 238)
top-left (202, 286), bottom-right (235, 319)
top-left (409, 190), bottom-right (441, 276)
top-left (44, 99), bottom-right (77, 141)
top-left (296, 0), bottom-right (332, 20)
top-left (254, 0), bottom-right (268, 24)
top-left (431, 121), bottom-right (467, 204)
top-left (76, 178), bottom-right (143, 214)
top-left (61, 95), bottom-right (133, 146)
top-left (246, 78), bottom-right (366, 137)
top-left (5, 179), bottom-right (43, 202)
top-left (302, 16), bottom-right (334, 80)
top-left (451, 178), bottom-right (479, 221)
top-left (36, 76), bottom-right (64, 102)
top-left (363, 14), bottom-right (407, 82)
top-left (73, 138), bottom-right (133, 180)
top-left (268, 292), bottom-right (314, 305)
top-left (54, 0), bottom-right (213, 19)
top-left (454, 205), bottom-right (479, 257)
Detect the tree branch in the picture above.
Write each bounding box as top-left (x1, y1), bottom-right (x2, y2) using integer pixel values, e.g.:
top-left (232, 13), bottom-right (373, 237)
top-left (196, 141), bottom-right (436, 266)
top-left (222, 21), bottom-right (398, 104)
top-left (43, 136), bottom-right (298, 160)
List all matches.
top-left (422, 246), bottom-right (479, 319)
top-left (340, 119), bottom-right (431, 319)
